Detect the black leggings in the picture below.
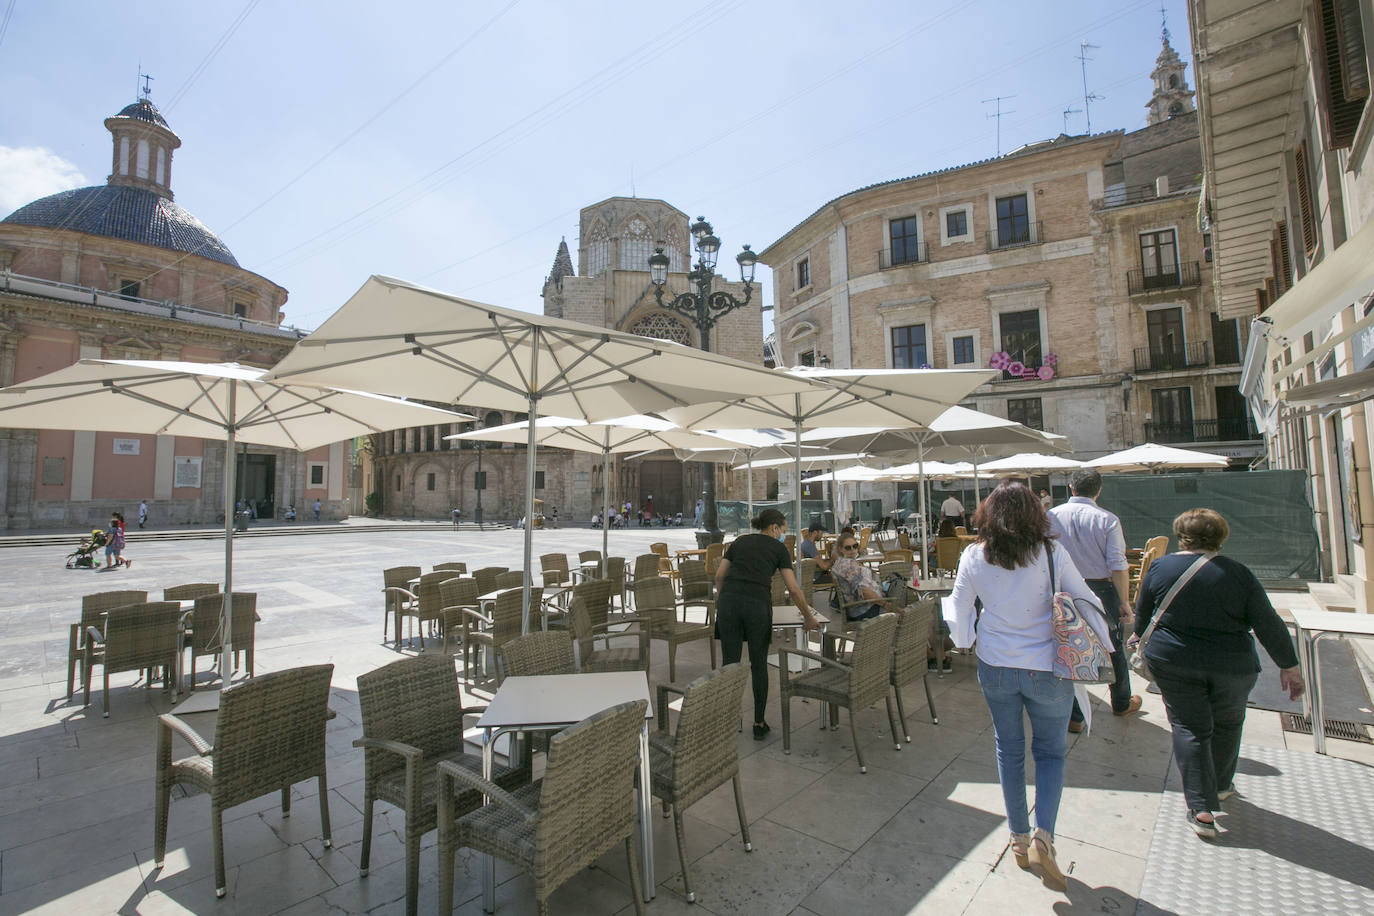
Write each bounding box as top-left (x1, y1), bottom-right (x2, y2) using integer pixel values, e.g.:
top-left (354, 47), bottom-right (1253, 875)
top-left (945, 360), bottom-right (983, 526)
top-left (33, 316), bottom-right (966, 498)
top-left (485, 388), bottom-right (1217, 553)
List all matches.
top-left (715, 591), bottom-right (772, 724)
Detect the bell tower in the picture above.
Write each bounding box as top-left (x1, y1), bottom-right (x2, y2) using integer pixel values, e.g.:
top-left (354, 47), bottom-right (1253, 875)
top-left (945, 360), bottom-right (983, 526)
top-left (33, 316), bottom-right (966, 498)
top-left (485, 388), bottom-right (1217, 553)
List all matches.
top-left (1146, 8), bottom-right (1195, 126)
top-left (104, 75), bottom-right (182, 200)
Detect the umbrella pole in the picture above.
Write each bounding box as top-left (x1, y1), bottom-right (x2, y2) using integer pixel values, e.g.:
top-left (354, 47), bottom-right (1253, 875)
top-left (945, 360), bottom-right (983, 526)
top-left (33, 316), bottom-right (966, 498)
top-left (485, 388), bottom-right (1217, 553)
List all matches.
top-left (746, 449), bottom-right (754, 525)
top-left (220, 383), bottom-right (236, 683)
top-left (918, 444), bottom-right (929, 579)
top-left (971, 452), bottom-right (981, 509)
top-left (522, 392), bottom-right (537, 635)
top-left (601, 438), bottom-right (610, 578)
top-left (793, 399), bottom-right (803, 570)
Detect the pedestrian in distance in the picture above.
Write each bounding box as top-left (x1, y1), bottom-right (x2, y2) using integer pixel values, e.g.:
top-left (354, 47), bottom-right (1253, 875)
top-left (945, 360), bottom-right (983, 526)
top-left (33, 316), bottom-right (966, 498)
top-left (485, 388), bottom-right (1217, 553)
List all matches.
top-left (1132, 508), bottom-right (1304, 839)
top-left (313, 498), bottom-right (321, 521)
top-left (949, 482), bottom-right (1112, 890)
top-left (105, 511), bottom-right (130, 569)
top-left (138, 499), bottom-right (148, 529)
top-left (941, 493), bottom-right (966, 528)
top-left (1048, 468), bottom-right (1142, 731)
top-left (1039, 489), bottom-right (1052, 511)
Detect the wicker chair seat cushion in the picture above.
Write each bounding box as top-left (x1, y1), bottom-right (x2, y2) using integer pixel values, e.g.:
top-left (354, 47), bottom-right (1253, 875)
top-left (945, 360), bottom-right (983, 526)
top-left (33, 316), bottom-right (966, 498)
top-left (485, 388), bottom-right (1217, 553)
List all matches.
top-left (583, 647), bottom-right (642, 673)
top-left (453, 781), bottom-right (546, 866)
top-left (786, 666), bottom-right (851, 705)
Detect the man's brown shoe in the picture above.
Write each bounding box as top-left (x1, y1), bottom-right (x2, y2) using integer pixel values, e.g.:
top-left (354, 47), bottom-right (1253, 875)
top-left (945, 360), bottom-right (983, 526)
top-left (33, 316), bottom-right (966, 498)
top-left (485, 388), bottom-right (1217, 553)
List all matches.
top-left (1113, 695), bottom-right (1143, 716)
top-left (1067, 720), bottom-right (1085, 733)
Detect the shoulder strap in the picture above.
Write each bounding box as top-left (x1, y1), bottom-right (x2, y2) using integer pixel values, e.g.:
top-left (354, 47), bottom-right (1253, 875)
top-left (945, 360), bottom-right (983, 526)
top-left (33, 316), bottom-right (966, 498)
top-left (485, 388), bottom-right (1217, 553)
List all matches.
top-left (1045, 540), bottom-right (1057, 592)
top-left (1139, 553), bottom-right (1213, 642)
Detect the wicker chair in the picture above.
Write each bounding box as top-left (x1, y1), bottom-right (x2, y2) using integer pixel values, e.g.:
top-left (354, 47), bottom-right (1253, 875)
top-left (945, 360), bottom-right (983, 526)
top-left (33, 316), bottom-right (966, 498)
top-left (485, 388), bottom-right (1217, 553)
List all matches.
top-left (354, 655), bottom-right (528, 915)
top-left (570, 577), bottom-right (614, 630)
top-left (494, 570), bottom-right (526, 591)
top-left (577, 550), bottom-right (603, 578)
top-left (438, 577), bottom-right (480, 658)
top-left (679, 558), bottom-right (713, 605)
top-left (887, 599), bottom-right (940, 745)
top-left (382, 566), bottom-right (421, 646)
top-left (649, 541), bottom-right (678, 584)
top-left (67, 590), bottom-right (148, 699)
top-left (162, 583), bottom-right (220, 602)
top-left (155, 664), bottom-right (335, 899)
top-left (605, 555), bottom-right (628, 609)
top-left (649, 664), bottom-right (752, 904)
top-left (471, 566), bottom-right (508, 596)
top-left (465, 587), bottom-right (542, 681)
top-left (568, 594), bottom-right (649, 672)
top-left (499, 630), bottom-right (576, 680)
top-left (883, 548), bottom-right (915, 565)
top-left (629, 552), bottom-right (662, 600)
top-left (934, 537), bottom-right (965, 574)
top-left (632, 577), bottom-right (715, 682)
top-left (185, 593), bottom-right (260, 687)
top-left (778, 613), bottom-right (899, 773)
top-left (433, 561), bottom-right (467, 575)
top-left (705, 542), bottom-right (725, 577)
top-left (437, 700), bottom-right (649, 916)
top-left (85, 601), bottom-right (184, 716)
top-left (540, 553), bottom-right (571, 588)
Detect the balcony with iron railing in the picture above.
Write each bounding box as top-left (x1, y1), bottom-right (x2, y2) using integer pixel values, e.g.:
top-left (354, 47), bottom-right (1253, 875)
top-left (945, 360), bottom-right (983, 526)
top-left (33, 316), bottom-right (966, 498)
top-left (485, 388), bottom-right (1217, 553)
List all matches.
top-left (1127, 261), bottom-right (1202, 295)
top-left (1133, 341), bottom-right (1211, 373)
top-left (985, 220), bottom-right (1043, 252)
top-left (1143, 416), bottom-right (1260, 443)
top-left (877, 242), bottom-right (929, 269)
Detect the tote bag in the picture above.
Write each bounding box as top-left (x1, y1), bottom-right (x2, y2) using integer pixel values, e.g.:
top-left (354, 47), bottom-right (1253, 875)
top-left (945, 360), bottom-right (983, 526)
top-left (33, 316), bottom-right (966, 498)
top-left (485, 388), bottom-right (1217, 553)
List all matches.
top-left (1046, 545), bottom-right (1115, 684)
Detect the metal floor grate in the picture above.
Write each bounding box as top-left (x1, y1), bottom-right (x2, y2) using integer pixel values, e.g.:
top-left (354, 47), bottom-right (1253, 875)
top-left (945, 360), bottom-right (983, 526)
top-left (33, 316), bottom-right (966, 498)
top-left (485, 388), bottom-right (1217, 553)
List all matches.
top-left (1280, 713), bottom-right (1374, 743)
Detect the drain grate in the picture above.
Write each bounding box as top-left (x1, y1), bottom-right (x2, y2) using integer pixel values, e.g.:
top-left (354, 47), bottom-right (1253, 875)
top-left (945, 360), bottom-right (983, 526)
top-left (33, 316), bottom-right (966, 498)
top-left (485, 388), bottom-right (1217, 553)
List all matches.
top-left (1279, 713), bottom-right (1374, 743)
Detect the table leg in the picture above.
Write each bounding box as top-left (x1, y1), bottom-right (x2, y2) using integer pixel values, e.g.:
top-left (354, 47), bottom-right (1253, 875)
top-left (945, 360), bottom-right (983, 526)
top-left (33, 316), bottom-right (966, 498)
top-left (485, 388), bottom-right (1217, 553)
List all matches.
top-left (637, 724), bottom-right (655, 900)
top-left (1310, 632), bottom-right (1332, 756)
top-left (481, 727), bottom-right (495, 913)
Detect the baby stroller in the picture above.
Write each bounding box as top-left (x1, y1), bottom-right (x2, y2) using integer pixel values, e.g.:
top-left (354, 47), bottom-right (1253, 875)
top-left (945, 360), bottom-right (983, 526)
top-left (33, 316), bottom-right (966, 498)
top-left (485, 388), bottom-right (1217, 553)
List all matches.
top-left (66, 530), bottom-right (108, 569)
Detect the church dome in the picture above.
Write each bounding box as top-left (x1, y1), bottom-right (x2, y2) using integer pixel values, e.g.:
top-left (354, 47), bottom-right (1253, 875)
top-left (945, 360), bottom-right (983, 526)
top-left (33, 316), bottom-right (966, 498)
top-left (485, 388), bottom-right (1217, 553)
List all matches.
top-left (3, 184), bottom-right (240, 267)
top-left (111, 98), bottom-right (171, 130)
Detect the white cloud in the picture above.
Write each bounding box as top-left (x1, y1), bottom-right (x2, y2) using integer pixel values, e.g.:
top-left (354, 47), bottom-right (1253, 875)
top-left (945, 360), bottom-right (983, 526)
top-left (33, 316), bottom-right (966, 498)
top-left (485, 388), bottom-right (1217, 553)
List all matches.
top-left (0, 146), bottom-right (87, 214)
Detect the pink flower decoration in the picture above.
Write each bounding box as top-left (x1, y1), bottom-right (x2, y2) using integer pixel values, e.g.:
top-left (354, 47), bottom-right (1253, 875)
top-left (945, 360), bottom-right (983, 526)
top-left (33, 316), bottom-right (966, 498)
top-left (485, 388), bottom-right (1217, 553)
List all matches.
top-left (1043, 352), bottom-right (1059, 367)
top-left (1007, 360), bottom-right (1025, 376)
top-left (1037, 365), bottom-right (1055, 381)
top-left (1022, 365), bottom-right (1038, 379)
top-left (989, 351), bottom-right (1011, 370)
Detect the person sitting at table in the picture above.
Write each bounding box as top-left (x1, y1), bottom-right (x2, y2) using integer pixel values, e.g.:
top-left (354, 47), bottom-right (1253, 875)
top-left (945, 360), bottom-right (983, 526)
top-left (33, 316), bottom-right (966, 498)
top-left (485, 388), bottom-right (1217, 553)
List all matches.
top-left (831, 533), bottom-right (901, 621)
top-left (799, 523), bottom-right (834, 583)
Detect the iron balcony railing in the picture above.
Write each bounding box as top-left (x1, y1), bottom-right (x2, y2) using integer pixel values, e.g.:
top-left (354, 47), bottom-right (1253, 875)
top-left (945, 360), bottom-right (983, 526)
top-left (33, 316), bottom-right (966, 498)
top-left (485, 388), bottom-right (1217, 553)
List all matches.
top-left (877, 241), bottom-right (929, 268)
top-left (985, 220), bottom-right (1043, 252)
top-left (1127, 261), bottom-right (1202, 295)
top-left (1144, 417), bottom-right (1260, 443)
top-left (1133, 341), bottom-right (1211, 373)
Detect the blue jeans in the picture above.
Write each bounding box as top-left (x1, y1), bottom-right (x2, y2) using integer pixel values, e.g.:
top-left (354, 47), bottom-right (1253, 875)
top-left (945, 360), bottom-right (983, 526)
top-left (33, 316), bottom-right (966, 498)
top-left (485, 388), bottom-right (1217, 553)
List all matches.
top-left (977, 660), bottom-right (1074, 835)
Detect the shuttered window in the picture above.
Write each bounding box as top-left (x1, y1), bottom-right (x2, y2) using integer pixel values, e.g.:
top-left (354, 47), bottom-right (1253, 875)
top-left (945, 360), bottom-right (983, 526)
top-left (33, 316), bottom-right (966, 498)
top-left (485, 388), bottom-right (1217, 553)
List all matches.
top-left (1296, 141), bottom-right (1317, 256)
top-left (1317, 0), bottom-right (1368, 147)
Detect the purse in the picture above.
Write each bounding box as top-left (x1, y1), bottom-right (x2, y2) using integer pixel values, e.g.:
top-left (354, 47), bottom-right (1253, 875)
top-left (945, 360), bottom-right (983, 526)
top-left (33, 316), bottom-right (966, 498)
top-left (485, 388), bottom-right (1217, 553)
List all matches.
top-left (1046, 544), bottom-right (1116, 684)
top-left (1129, 554), bottom-right (1212, 683)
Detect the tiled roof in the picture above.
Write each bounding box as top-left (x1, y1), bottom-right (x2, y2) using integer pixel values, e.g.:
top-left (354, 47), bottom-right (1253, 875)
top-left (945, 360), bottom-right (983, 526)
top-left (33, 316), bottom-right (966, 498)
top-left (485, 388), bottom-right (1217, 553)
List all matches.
top-left (2, 185), bottom-right (239, 267)
top-left (112, 99), bottom-right (171, 131)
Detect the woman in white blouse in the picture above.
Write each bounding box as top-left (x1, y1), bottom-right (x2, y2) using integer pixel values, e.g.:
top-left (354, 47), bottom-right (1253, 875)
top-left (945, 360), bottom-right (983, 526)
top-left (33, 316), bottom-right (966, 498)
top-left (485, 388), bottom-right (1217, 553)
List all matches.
top-left (949, 482), bottom-right (1112, 891)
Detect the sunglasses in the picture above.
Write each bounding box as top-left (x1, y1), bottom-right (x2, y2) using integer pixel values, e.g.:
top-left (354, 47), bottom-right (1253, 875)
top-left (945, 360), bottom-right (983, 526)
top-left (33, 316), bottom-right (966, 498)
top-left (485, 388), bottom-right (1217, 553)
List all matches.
top-left (840, 543), bottom-right (859, 551)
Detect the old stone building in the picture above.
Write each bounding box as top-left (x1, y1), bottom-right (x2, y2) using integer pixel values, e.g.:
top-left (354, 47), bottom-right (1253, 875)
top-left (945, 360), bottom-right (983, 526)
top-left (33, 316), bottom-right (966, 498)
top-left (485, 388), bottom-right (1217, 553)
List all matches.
top-left (0, 94), bottom-right (349, 529)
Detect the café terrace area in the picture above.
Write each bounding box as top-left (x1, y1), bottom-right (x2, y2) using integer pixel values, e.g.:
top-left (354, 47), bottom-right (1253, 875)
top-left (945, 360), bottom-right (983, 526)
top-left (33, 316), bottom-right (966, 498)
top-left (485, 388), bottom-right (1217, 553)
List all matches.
top-left (0, 521), bottom-right (1371, 916)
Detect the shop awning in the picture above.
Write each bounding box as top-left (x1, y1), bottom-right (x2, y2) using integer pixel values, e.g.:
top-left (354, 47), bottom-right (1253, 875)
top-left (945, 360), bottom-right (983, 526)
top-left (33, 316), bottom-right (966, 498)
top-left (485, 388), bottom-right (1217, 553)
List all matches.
top-left (1264, 218), bottom-right (1374, 364)
top-left (1280, 365), bottom-right (1374, 409)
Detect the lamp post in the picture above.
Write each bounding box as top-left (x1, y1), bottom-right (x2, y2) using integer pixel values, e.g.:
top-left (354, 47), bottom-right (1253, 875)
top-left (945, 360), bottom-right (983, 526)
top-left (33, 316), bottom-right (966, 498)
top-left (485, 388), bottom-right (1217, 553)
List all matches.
top-left (649, 217), bottom-right (758, 546)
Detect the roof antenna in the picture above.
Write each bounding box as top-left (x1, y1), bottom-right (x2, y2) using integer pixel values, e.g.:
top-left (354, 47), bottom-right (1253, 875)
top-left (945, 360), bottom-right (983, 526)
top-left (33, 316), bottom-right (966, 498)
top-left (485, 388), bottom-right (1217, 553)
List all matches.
top-left (1078, 41), bottom-right (1103, 134)
top-left (630, 163), bottom-right (636, 198)
top-left (1062, 105), bottom-right (1083, 134)
top-left (982, 95), bottom-right (1016, 156)
top-left (138, 67), bottom-right (154, 100)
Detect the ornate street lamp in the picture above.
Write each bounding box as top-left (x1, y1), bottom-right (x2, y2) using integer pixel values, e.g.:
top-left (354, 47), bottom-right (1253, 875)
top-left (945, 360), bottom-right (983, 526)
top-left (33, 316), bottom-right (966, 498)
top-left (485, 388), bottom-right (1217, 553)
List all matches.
top-left (650, 217), bottom-right (758, 545)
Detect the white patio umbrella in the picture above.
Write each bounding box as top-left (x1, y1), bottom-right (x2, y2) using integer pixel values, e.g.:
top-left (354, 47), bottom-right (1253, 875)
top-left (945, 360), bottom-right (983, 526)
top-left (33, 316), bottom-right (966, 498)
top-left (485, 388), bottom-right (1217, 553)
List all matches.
top-left (1084, 442), bottom-right (1230, 473)
top-left (661, 367), bottom-right (994, 567)
top-left (972, 452), bottom-right (1086, 477)
top-left (445, 415), bottom-right (751, 571)
top-left (0, 359), bottom-right (472, 677)
top-left (671, 429), bottom-right (832, 524)
top-left (265, 275), bottom-right (819, 631)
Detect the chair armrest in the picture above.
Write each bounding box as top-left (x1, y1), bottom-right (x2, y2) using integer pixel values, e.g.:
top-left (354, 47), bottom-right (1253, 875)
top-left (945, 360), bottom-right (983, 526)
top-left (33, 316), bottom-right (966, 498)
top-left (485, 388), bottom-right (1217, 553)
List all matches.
top-left (461, 607), bottom-right (493, 626)
top-left (384, 586), bottom-right (419, 603)
top-left (86, 625), bottom-right (105, 645)
top-left (436, 759), bottom-right (536, 824)
top-left (461, 705), bottom-right (488, 724)
top-left (158, 713), bottom-right (213, 756)
top-left (352, 735), bottom-right (423, 760)
top-left (655, 683), bottom-right (686, 726)
top-left (776, 646), bottom-right (851, 682)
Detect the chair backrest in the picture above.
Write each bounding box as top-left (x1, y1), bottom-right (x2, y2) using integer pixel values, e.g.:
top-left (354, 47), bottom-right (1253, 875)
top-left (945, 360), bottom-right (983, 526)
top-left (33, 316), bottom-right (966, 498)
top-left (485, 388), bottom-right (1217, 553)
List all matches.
top-left (797, 558), bottom-right (818, 606)
top-left (472, 566), bottom-right (508, 595)
top-left (214, 664), bottom-right (334, 809)
top-left (578, 550), bottom-right (602, 566)
top-left (103, 601), bottom-right (184, 673)
top-left (891, 599), bottom-right (936, 687)
top-left (540, 553), bottom-right (570, 587)
top-left (491, 586), bottom-right (541, 646)
top-left (605, 556), bottom-right (626, 593)
top-left (679, 559), bottom-right (712, 602)
top-left (847, 613), bottom-right (899, 707)
top-left (935, 537), bottom-right (965, 572)
top-left (495, 570), bottom-right (526, 591)
top-left (433, 561), bottom-right (468, 575)
top-left (954, 526), bottom-right (968, 537)
top-left (572, 577), bottom-right (613, 630)
top-left (858, 526), bottom-right (872, 552)
top-left (417, 571), bottom-right (458, 620)
top-left (784, 534), bottom-right (797, 556)
top-left (883, 549), bottom-right (914, 565)
top-left (649, 542), bottom-right (669, 560)
top-left (1144, 535), bottom-right (1170, 556)
top-left (536, 700), bottom-right (648, 886)
top-left (499, 631), bottom-right (575, 680)
top-left (663, 664), bottom-right (748, 809)
top-left (769, 571), bottom-right (787, 607)
top-left (81, 590), bottom-right (149, 630)
top-left (897, 530), bottom-right (911, 551)
top-left (162, 583), bottom-right (220, 602)
top-left (439, 577), bottom-right (479, 611)
top-left (357, 656), bottom-right (463, 781)
top-left (382, 566), bottom-right (421, 591)
top-left (705, 542), bottom-right (725, 576)
top-left (190, 593), bottom-right (258, 656)
top-left (632, 553), bottom-right (662, 584)
top-left (633, 576), bottom-right (675, 616)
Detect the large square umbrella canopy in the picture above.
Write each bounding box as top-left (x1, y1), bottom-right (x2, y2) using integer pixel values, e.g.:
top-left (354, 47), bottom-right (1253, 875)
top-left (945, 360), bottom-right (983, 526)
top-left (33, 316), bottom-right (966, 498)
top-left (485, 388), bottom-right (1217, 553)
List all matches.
top-left (0, 358), bottom-right (472, 679)
top-left (1084, 443), bottom-right (1230, 473)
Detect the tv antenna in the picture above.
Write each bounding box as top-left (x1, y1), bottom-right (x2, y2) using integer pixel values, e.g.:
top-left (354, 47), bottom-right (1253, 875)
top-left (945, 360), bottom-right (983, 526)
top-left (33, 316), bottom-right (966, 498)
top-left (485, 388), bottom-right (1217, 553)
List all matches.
top-left (1078, 41), bottom-right (1103, 134)
top-left (982, 95), bottom-right (1017, 156)
top-left (1062, 105), bottom-right (1083, 134)
top-left (137, 67), bottom-right (154, 100)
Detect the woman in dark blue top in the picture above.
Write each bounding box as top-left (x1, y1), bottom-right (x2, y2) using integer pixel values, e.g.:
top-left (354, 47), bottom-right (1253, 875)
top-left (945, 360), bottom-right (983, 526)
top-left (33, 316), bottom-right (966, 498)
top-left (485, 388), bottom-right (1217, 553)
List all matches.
top-left (1133, 508), bottom-right (1304, 838)
top-left (713, 509), bottom-right (821, 739)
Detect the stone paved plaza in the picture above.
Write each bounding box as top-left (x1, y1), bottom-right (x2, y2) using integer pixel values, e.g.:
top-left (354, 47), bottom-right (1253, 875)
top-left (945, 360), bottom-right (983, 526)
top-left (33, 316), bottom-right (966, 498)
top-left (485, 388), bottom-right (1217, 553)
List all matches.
top-left (0, 522), bottom-right (1371, 915)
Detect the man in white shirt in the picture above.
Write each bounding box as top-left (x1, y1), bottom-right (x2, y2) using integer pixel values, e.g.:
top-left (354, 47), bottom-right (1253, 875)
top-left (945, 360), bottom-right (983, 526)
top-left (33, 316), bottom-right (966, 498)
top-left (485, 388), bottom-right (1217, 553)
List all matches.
top-left (1048, 469), bottom-right (1141, 728)
top-left (940, 494), bottom-right (966, 527)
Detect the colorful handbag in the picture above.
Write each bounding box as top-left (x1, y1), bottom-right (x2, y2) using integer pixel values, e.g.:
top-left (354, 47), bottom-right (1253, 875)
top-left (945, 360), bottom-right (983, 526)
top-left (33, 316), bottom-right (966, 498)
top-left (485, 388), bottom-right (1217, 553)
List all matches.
top-left (1046, 545), bottom-right (1116, 684)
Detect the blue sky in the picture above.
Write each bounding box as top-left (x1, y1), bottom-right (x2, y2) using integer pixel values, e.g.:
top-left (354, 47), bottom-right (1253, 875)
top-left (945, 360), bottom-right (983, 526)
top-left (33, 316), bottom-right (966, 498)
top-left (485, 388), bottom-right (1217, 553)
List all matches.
top-left (0, 0), bottom-right (1191, 335)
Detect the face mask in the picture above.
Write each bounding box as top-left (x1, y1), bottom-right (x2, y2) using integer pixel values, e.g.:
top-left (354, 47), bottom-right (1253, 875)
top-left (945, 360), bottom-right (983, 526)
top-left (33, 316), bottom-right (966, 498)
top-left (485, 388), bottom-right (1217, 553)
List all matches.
top-left (776, 530), bottom-right (787, 542)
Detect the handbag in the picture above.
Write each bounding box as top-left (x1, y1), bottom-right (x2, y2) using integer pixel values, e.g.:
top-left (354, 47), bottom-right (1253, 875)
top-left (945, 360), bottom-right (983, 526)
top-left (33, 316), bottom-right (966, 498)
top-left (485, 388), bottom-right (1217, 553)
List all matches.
top-left (1129, 553), bottom-right (1212, 682)
top-left (1046, 544), bottom-right (1116, 684)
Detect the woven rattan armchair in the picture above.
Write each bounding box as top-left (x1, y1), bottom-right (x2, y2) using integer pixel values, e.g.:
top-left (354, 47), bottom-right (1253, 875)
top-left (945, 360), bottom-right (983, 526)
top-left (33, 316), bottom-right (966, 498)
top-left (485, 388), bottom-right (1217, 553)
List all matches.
top-left (649, 664), bottom-right (752, 904)
top-left (569, 577), bottom-right (614, 630)
top-left (464, 587), bottom-right (542, 682)
top-left (568, 594), bottom-right (649, 672)
top-left (778, 613), bottom-right (899, 773)
top-left (499, 631), bottom-right (576, 680)
top-left (354, 655), bottom-right (529, 915)
top-left (540, 553), bottom-right (571, 588)
top-left (162, 583), bottom-right (220, 602)
top-left (155, 664), bottom-right (334, 898)
top-left (438, 577), bottom-right (480, 658)
top-left (883, 548), bottom-right (915, 565)
top-left (577, 549), bottom-right (603, 578)
top-left (494, 570), bottom-right (526, 591)
top-left (629, 552), bottom-right (662, 597)
top-left (605, 555), bottom-right (628, 609)
top-left (382, 566), bottom-right (421, 646)
top-left (705, 542), bottom-right (725, 577)
top-left (185, 593), bottom-right (259, 687)
top-left (85, 600), bottom-right (184, 716)
top-left (679, 558), bottom-right (713, 605)
top-left (437, 700), bottom-right (649, 916)
top-left (633, 577), bottom-right (715, 682)
top-left (471, 566), bottom-right (508, 596)
top-left (433, 561), bottom-right (468, 575)
top-left (67, 590), bottom-right (147, 699)
top-left (887, 598), bottom-right (940, 745)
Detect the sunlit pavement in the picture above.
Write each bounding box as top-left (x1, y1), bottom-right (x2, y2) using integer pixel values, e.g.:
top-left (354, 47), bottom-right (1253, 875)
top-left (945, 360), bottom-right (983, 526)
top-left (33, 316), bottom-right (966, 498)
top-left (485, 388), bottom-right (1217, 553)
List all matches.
top-left (0, 525), bottom-right (1370, 914)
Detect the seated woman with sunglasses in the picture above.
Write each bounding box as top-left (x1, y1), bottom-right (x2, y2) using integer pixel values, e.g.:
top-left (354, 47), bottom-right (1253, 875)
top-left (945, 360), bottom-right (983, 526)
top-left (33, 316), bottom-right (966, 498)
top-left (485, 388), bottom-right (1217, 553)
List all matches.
top-left (831, 535), bottom-right (901, 620)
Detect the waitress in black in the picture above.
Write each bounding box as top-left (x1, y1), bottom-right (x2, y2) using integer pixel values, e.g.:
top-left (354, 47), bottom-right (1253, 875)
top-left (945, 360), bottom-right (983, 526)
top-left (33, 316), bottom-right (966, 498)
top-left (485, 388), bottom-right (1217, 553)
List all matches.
top-left (713, 508), bottom-right (822, 739)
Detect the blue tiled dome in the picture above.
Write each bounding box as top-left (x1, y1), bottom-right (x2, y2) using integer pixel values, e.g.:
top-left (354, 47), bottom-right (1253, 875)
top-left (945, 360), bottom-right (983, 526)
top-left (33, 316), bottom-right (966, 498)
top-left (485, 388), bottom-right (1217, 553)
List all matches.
top-left (112, 99), bottom-right (171, 130)
top-left (2, 185), bottom-right (239, 267)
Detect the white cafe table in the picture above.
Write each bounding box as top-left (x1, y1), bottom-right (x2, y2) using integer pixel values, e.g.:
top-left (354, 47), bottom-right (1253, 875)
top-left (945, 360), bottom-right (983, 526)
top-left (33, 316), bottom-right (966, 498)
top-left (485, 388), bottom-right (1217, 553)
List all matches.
top-left (1289, 608), bottom-right (1374, 754)
top-left (475, 671), bottom-right (655, 910)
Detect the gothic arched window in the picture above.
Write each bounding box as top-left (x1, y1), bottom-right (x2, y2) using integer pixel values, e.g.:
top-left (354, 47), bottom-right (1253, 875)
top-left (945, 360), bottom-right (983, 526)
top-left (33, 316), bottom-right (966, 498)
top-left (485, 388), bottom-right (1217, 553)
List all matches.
top-left (629, 312), bottom-right (692, 346)
top-left (1168, 73), bottom-right (1179, 89)
top-left (585, 221), bottom-right (610, 277)
top-left (664, 222), bottom-right (687, 273)
top-left (619, 216), bottom-right (654, 271)
top-left (1169, 101), bottom-right (1183, 116)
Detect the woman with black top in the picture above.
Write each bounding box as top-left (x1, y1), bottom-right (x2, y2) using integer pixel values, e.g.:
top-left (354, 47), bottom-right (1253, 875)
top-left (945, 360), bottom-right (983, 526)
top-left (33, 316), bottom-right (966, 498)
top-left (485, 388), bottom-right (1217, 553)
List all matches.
top-left (714, 508), bottom-right (821, 739)
top-left (1133, 508), bottom-right (1304, 838)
